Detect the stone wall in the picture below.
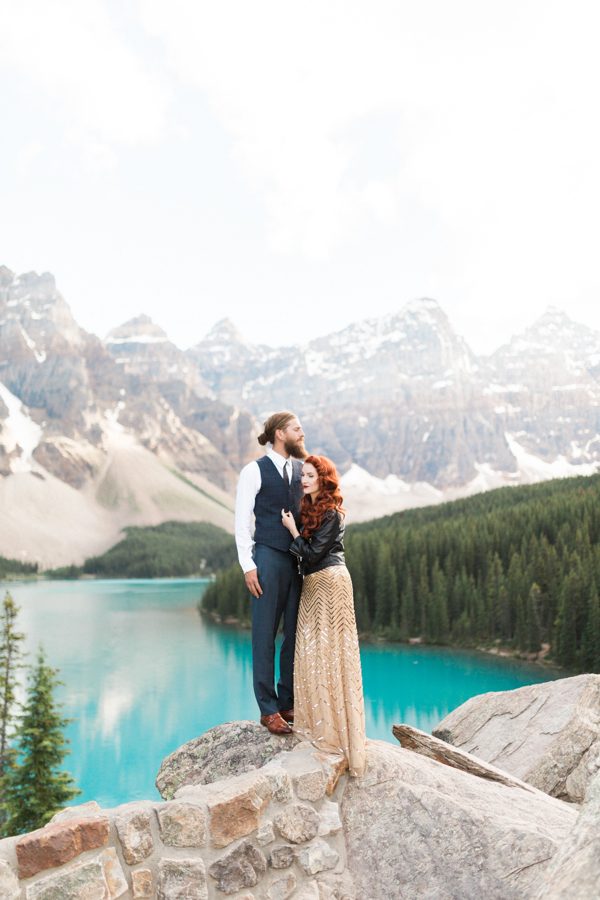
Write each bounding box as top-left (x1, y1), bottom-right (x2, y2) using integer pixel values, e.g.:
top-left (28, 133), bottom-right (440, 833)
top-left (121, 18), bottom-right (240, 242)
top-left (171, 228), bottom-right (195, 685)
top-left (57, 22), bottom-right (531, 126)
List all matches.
top-left (0, 743), bottom-right (354, 900)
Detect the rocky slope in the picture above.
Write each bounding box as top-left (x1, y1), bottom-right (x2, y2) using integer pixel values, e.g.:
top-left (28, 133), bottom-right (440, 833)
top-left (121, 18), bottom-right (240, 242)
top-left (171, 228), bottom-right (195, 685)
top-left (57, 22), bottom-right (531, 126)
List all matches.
top-left (0, 267), bottom-right (255, 566)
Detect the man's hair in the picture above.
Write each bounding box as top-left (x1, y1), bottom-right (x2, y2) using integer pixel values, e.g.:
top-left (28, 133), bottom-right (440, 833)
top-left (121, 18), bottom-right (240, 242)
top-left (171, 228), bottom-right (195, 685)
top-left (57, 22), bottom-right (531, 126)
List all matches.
top-left (258, 411), bottom-right (297, 446)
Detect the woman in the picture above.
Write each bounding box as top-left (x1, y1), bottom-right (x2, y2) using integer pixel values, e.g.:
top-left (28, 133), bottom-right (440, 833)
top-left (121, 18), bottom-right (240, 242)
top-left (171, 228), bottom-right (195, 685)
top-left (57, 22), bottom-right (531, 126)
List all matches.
top-left (281, 455), bottom-right (366, 777)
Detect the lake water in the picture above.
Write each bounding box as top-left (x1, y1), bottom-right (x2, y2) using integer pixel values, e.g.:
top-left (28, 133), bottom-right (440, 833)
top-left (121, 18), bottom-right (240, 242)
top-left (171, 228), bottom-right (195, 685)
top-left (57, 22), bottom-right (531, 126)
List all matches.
top-left (2, 578), bottom-right (559, 808)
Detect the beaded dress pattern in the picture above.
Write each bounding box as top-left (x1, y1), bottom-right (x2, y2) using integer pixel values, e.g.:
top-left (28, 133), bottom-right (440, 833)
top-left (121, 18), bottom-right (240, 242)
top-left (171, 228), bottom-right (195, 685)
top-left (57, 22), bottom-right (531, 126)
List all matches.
top-left (293, 564), bottom-right (367, 777)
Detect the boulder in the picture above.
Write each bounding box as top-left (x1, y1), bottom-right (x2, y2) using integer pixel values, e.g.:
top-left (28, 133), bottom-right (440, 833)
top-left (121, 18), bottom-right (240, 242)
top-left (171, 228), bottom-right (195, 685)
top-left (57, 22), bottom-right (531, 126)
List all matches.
top-left (342, 739), bottom-right (576, 900)
top-left (433, 673), bottom-right (600, 803)
top-left (534, 769), bottom-right (600, 899)
top-left (156, 721), bottom-right (299, 799)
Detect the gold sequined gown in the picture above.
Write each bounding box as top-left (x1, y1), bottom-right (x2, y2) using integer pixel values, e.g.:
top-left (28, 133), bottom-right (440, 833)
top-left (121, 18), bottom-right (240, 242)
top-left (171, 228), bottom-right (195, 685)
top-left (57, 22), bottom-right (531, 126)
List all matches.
top-left (293, 564), bottom-right (367, 777)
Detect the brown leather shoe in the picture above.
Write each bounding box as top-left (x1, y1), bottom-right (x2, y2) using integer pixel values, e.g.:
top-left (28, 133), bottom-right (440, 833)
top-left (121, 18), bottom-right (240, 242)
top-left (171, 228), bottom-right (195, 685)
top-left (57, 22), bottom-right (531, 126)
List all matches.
top-left (280, 708), bottom-right (294, 724)
top-left (260, 712), bottom-right (292, 735)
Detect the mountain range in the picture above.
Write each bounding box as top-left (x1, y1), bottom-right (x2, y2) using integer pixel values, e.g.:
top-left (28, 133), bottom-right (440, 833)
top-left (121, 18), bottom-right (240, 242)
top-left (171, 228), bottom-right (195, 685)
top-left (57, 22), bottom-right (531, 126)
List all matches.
top-left (1, 264), bottom-right (599, 566)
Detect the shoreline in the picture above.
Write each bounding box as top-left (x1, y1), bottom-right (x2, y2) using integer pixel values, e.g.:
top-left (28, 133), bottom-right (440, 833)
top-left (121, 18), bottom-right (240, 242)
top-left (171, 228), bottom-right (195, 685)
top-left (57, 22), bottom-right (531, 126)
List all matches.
top-left (201, 609), bottom-right (566, 674)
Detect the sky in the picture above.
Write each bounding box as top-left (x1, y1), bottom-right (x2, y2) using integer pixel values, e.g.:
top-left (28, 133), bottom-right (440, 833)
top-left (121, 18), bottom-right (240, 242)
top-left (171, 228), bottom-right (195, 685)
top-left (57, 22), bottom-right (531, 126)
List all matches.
top-left (2, 0), bottom-right (600, 354)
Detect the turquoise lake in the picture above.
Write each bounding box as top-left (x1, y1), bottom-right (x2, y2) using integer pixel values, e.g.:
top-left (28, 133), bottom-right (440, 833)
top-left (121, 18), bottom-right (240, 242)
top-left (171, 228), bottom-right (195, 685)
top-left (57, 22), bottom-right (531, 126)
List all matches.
top-left (2, 578), bottom-right (559, 808)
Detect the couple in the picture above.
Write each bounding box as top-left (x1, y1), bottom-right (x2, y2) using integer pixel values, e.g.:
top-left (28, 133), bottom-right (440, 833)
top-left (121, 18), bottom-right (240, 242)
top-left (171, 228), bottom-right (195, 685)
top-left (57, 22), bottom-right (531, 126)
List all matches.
top-left (235, 411), bottom-right (366, 777)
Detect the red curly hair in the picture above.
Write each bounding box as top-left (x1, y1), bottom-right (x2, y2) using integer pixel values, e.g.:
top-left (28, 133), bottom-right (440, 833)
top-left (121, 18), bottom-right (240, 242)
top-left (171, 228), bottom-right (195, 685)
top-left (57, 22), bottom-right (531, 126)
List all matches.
top-left (300, 455), bottom-right (346, 538)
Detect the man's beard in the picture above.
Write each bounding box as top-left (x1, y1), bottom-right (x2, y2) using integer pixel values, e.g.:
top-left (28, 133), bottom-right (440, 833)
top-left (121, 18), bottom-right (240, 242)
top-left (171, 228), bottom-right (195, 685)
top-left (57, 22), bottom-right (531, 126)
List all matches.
top-left (285, 438), bottom-right (307, 459)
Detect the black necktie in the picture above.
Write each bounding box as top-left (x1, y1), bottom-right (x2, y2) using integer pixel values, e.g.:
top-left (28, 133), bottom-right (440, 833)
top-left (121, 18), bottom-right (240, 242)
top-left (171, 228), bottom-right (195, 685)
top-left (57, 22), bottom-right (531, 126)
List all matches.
top-left (283, 461), bottom-right (290, 488)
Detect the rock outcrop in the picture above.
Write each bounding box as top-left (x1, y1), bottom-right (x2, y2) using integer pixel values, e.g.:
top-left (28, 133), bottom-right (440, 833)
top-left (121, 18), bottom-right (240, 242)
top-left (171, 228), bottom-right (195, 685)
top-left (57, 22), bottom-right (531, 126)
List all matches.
top-left (342, 740), bottom-right (574, 900)
top-left (0, 700), bottom-right (596, 898)
top-left (433, 673), bottom-right (600, 803)
top-left (156, 722), bottom-right (300, 799)
top-left (533, 769), bottom-right (600, 899)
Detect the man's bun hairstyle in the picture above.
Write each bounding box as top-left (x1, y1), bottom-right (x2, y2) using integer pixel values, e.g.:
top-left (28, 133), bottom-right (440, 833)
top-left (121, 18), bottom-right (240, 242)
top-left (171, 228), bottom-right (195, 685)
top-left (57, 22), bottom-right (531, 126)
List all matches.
top-left (258, 411), bottom-right (296, 446)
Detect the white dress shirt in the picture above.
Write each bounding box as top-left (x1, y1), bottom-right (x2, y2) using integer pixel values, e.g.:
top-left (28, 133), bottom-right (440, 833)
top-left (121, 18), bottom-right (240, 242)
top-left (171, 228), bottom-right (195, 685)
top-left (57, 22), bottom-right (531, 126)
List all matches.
top-left (235, 448), bottom-right (293, 573)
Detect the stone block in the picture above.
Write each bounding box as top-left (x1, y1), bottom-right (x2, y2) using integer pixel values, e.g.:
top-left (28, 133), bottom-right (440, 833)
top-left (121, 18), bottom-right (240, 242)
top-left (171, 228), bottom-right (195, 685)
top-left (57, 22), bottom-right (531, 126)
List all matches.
top-left (274, 743), bottom-right (329, 802)
top-left (16, 816), bottom-right (110, 878)
top-left (296, 769), bottom-right (327, 802)
top-left (269, 844), bottom-right (295, 869)
top-left (25, 849), bottom-right (127, 899)
top-left (207, 773), bottom-right (271, 848)
top-left (262, 764), bottom-right (293, 802)
top-left (0, 860), bottom-right (20, 900)
top-left (274, 804), bottom-right (319, 844)
top-left (314, 752), bottom-right (349, 796)
top-left (51, 802), bottom-right (103, 823)
top-left (317, 800), bottom-right (343, 837)
top-left (297, 840), bottom-right (339, 876)
top-left (256, 820), bottom-right (276, 846)
top-left (267, 872), bottom-right (297, 899)
top-left (157, 801), bottom-right (207, 847)
top-left (208, 839), bottom-right (267, 894)
top-left (114, 807), bottom-right (154, 864)
top-left (99, 848), bottom-right (129, 898)
top-left (131, 868), bottom-right (154, 898)
top-left (157, 858), bottom-right (208, 900)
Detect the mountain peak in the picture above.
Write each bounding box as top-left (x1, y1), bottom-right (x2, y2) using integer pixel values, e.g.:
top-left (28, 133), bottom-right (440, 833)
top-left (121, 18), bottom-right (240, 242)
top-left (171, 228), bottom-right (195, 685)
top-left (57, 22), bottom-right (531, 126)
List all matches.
top-left (106, 315), bottom-right (170, 345)
top-left (0, 265), bottom-right (15, 286)
top-left (202, 317), bottom-right (247, 346)
top-left (523, 306), bottom-right (598, 344)
top-left (208, 317), bottom-right (242, 338)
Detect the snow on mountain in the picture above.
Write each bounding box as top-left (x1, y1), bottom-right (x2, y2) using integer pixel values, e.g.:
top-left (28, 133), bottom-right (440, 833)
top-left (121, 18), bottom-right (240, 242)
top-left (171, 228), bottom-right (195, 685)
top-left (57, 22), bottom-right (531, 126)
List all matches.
top-left (0, 382), bottom-right (42, 473)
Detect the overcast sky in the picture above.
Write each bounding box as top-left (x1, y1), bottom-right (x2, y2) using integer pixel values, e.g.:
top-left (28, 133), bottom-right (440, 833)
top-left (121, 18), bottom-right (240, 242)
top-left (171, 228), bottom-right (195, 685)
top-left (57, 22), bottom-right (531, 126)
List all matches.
top-left (1, 0), bottom-right (600, 354)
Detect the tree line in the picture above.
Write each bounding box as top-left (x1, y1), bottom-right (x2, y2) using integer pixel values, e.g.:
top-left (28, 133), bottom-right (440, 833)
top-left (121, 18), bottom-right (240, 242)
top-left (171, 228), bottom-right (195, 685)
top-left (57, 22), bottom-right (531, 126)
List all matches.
top-left (48, 521), bottom-right (237, 579)
top-left (0, 592), bottom-right (78, 836)
top-left (202, 474), bottom-right (600, 672)
top-left (0, 556), bottom-right (37, 580)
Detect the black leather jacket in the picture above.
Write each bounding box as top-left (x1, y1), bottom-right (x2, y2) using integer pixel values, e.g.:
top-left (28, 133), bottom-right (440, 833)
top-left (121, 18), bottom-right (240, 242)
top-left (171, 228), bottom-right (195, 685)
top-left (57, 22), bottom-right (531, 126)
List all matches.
top-left (289, 509), bottom-right (346, 576)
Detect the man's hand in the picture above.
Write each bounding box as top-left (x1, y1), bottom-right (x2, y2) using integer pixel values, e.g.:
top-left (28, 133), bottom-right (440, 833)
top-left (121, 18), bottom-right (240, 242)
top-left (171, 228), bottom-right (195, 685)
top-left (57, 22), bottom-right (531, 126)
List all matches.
top-left (245, 568), bottom-right (262, 598)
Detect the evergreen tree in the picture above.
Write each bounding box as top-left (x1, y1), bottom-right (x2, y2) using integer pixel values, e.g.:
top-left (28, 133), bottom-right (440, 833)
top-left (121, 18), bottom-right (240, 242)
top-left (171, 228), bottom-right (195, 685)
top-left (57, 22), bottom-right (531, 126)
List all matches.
top-left (4, 647), bottom-right (80, 834)
top-left (581, 586), bottom-right (600, 673)
top-left (429, 562), bottom-right (449, 643)
top-left (374, 544), bottom-right (397, 631)
top-left (554, 575), bottom-right (578, 668)
top-left (0, 592), bottom-right (25, 832)
top-left (525, 583), bottom-right (542, 653)
top-left (399, 572), bottom-right (415, 640)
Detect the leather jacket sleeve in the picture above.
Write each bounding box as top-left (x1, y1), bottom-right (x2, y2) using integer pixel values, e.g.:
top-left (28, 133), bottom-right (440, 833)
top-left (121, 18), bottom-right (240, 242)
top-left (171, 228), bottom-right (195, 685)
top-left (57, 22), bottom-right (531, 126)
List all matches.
top-left (289, 510), bottom-right (341, 567)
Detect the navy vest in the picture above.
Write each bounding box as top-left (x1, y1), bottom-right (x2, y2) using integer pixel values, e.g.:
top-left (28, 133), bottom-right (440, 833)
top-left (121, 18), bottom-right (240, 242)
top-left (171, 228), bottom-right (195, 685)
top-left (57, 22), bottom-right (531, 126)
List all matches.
top-left (254, 456), bottom-right (303, 552)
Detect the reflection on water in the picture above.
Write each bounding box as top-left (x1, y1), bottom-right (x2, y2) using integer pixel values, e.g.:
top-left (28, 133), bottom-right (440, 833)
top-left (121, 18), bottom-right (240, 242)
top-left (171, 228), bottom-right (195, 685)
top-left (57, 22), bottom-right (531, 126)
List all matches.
top-left (3, 579), bottom-right (558, 807)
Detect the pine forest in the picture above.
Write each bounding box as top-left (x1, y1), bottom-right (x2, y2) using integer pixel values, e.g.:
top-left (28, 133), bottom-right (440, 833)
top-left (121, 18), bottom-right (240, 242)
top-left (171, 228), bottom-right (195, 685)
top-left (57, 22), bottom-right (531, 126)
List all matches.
top-left (202, 473), bottom-right (600, 672)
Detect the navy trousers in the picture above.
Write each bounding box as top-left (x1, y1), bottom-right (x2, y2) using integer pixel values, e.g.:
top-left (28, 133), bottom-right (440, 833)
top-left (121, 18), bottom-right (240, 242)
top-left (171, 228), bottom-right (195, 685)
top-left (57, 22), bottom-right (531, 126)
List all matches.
top-left (251, 543), bottom-right (301, 716)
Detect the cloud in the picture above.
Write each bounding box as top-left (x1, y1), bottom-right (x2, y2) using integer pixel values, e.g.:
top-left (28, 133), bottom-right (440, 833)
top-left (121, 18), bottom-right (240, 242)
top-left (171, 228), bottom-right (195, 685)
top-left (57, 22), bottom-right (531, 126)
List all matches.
top-left (137, 0), bottom-right (600, 286)
top-left (0, 0), bottom-right (168, 150)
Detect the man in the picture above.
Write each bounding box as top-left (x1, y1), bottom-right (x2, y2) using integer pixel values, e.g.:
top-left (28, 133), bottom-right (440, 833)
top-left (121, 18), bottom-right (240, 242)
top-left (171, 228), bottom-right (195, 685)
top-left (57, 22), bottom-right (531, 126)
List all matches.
top-left (235, 411), bottom-right (306, 735)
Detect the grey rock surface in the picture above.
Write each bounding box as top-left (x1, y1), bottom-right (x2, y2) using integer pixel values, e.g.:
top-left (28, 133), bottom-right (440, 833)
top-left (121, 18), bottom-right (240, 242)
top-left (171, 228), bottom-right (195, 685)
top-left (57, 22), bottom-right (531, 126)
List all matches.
top-left (208, 840), bottom-right (267, 895)
top-left (156, 721), bottom-right (299, 799)
top-left (157, 858), bottom-right (208, 900)
top-left (274, 805), bottom-right (320, 845)
top-left (433, 673), bottom-right (600, 802)
top-left (342, 739), bottom-right (576, 900)
top-left (534, 769), bottom-right (600, 899)
top-left (0, 861), bottom-right (19, 900)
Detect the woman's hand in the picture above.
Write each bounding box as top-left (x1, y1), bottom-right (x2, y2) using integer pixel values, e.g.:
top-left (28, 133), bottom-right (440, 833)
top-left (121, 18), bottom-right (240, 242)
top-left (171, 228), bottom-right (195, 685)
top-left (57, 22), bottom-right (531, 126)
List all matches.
top-left (281, 509), bottom-right (299, 539)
